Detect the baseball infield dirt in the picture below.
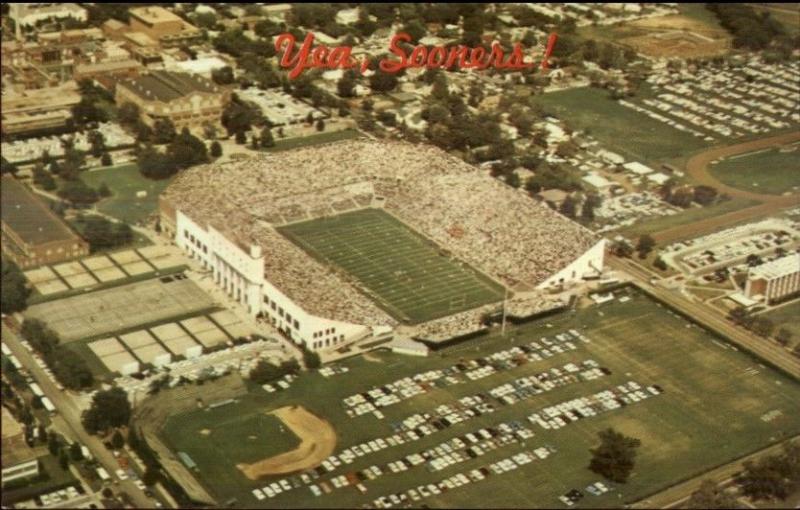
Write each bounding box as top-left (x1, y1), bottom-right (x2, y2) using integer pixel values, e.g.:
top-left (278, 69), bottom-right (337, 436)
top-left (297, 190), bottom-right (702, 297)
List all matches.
top-left (236, 405), bottom-right (336, 479)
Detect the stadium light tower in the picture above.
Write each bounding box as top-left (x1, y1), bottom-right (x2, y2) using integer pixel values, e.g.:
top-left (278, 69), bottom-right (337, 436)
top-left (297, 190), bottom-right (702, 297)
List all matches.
top-left (501, 286), bottom-right (508, 337)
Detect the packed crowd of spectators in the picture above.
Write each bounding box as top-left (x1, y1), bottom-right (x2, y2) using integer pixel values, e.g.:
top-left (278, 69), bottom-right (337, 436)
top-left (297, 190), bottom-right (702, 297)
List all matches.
top-left (162, 140), bottom-right (595, 330)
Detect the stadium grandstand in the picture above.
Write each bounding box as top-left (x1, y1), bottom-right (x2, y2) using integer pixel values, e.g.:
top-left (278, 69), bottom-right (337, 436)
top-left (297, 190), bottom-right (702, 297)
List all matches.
top-left (159, 140), bottom-right (605, 352)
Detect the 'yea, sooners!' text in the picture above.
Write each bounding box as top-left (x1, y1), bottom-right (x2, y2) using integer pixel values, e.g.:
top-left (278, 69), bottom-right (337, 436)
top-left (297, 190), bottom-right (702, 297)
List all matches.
top-left (276, 32), bottom-right (558, 79)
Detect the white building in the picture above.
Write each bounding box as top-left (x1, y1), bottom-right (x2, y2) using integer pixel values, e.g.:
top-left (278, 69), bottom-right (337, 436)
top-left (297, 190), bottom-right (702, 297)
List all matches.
top-left (8, 3), bottom-right (87, 27)
top-left (160, 140), bottom-right (604, 353)
top-left (745, 253), bottom-right (800, 304)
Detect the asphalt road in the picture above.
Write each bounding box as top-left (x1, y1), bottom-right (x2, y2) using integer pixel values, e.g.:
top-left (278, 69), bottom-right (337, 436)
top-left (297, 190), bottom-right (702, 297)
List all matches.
top-left (2, 323), bottom-right (159, 509)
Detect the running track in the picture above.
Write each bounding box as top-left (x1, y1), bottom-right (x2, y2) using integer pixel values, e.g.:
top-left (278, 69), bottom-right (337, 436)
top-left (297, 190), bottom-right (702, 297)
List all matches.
top-left (653, 131), bottom-right (800, 244)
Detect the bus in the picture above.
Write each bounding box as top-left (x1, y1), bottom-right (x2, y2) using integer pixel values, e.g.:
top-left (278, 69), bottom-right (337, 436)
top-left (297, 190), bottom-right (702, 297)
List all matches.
top-left (41, 397), bottom-right (56, 415)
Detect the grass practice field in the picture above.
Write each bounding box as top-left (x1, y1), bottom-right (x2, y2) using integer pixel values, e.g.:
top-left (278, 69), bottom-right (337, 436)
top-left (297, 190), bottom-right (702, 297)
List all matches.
top-left (157, 288), bottom-right (800, 508)
top-left (162, 398), bottom-right (301, 493)
top-left (532, 87), bottom-right (709, 164)
top-left (80, 163), bottom-right (173, 224)
top-left (709, 147), bottom-right (800, 195)
top-left (279, 209), bottom-right (505, 323)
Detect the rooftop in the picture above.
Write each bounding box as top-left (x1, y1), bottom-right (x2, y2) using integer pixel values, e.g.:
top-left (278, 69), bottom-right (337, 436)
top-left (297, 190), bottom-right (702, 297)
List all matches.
top-left (750, 253), bottom-right (800, 280)
top-left (1, 176), bottom-right (81, 247)
top-left (117, 70), bottom-right (220, 103)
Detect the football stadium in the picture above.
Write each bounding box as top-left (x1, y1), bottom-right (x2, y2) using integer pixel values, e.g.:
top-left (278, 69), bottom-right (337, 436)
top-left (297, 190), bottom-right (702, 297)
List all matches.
top-left (159, 140), bottom-right (605, 352)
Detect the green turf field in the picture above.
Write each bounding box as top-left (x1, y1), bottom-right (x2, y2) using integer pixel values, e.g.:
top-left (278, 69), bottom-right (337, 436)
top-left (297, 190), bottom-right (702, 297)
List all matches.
top-left (266, 129), bottom-right (362, 152)
top-left (79, 163), bottom-right (173, 224)
top-left (709, 147), bottom-right (800, 195)
top-left (155, 289), bottom-right (800, 508)
top-left (532, 87), bottom-right (710, 164)
top-left (162, 398), bottom-right (301, 492)
top-left (279, 209), bottom-right (505, 323)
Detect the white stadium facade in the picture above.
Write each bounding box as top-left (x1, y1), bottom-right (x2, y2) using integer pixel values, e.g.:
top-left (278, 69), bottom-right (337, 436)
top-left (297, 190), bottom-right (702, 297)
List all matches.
top-left (159, 140), bottom-right (605, 352)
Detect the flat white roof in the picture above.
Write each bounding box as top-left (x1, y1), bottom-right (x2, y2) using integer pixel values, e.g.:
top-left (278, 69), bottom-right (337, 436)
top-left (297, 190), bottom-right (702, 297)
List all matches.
top-left (750, 253), bottom-right (800, 280)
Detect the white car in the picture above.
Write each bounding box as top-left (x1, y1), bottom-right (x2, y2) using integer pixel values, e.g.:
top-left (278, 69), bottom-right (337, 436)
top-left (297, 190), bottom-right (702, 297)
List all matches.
top-left (252, 489), bottom-right (266, 501)
top-left (115, 469), bottom-right (128, 481)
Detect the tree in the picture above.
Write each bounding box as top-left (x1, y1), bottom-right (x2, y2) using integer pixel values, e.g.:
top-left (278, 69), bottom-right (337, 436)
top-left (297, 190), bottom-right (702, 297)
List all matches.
top-left (48, 432), bottom-right (62, 456)
top-left (653, 257), bottom-right (668, 271)
top-left (235, 131), bottom-right (247, 144)
top-left (69, 442), bottom-right (84, 461)
top-left (153, 119), bottom-right (177, 144)
top-left (260, 127), bottom-right (275, 148)
top-left (582, 193), bottom-right (601, 222)
top-left (403, 19), bottom-right (426, 43)
top-left (316, 119), bottom-right (326, 132)
top-left (98, 182), bottom-right (112, 198)
top-left (100, 152), bottom-right (113, 166)
top-left (775, 328), bottom-right (793, 347)
top-left (58, 180), bottom-right (99, 206)
top-left (88, 130), bottom-right (106, 157)
top-left (369, 68), bottom-right (399, 93)
top-left (588, 428), bottom-right (641, 483)
top-left (693, 185), bottom-right (719, 206)
top-left (736, 454), bottom-right (793, 501)
top-left (1, 259), bottom-right (31, 314)
top-left (118, 102), bottom-right (140, 126)
top-left (142, 467), bottom-right (160, 486)
top-left (751, 317), bottom-right (775, 338)
top-left (210, 141), bottom-right (222, 158)
top-left (211, 65), bottom-right (234, 85)
top-left (337, 70), bottom-right (357, 98)
top-left (559, 195), bottom-right (577, 218)
top-left (59, 450), bottom-right (70, 470)
top-left (303, 349), bottom-right (321, 370)
top-left (636, 234), bottom-right (656, 258)
top-left (687, 480), bottom-right (741, 509)
top-left (82, 388), bottom-right (131, 435)
top-left (111, 430), bottom-right (125, 449)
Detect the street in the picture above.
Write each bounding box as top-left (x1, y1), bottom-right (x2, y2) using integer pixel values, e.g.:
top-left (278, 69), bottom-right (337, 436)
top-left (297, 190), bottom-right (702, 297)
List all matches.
top-left (2, 323), bottom-right (162, 509)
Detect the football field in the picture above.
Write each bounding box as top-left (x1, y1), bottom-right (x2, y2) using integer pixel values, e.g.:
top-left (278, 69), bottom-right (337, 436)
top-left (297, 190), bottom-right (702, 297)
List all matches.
top-left (279, 209), bottom-right (505, 323)
top-left (154, 288), bottom-right (800, 508)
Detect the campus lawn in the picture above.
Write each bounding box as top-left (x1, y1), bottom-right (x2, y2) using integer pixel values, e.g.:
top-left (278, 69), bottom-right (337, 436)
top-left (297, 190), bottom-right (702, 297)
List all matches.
top-left (279, 209), bottom-right (505, 323)
top-left (266, 128), bottom-right (362, 153)
top-left (764, 301), bottom-right (800, 346)
top-left (79, 163), bottom-right (172, 224)
top-left (532, 87), bottom-right (710, 164)
top-left (162, 397), bottom-right (301, 495)
top-left (709, 147), bottom-right (800, 195)
top-left (157, 289), bottom-right (800, 508)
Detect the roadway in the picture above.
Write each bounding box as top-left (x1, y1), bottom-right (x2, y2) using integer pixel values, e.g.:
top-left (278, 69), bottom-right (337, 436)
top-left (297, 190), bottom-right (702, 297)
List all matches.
top-left (2, 323), bottom-right (160, 509)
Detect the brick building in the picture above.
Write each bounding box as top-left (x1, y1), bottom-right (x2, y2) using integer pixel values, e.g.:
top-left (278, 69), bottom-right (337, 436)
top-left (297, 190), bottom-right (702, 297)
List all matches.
top-left (1, 176), bottom-right (89, 269)
top-left (115, 70), bottom-right (230, 131)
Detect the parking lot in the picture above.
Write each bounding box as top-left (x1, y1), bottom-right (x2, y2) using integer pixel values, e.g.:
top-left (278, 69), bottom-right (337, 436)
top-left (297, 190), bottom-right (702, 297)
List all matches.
top-left (155, 289), bottom-right (800, 508)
